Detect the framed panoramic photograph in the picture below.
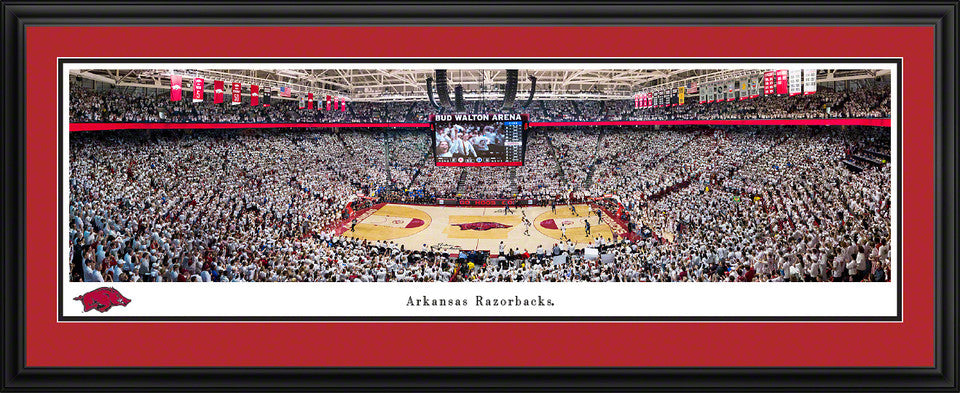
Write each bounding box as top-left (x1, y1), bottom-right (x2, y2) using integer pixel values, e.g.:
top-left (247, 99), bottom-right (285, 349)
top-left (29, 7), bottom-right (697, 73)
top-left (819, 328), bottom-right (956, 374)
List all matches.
top-left (2, 2), bottom-right (957, 392)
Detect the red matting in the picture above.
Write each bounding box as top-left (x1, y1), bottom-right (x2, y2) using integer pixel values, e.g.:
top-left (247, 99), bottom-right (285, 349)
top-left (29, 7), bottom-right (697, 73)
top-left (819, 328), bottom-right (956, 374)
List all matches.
top-left (26, 26), bottom-right (934, 368)
top-left (69, 118), bottom-right (891, 132)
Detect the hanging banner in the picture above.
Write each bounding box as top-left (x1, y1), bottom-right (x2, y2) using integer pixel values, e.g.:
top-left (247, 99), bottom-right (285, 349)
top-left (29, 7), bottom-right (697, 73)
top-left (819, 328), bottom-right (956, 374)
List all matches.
top-left (231, 83), bottom-right (241, 105)
top-left (308, 93), bottom-right (314, 110)
top-left (169, 75), bottom-right (182, 101)
top-left (298, 95), bottom-right (306, 109)
top-left (262, 88), bottom-right (272, 107)
top-left (789, 69), bottom-right (803, 96)
top-left (678, 86), bottom-right (685, 105)
top-left (326, 95), bottom-right (332, 111)
top-left (250, 85), bottom-right (259, 106)
top-left (341, 98), bottom-right (347, 112)
top-left (803, 69), bottom-right (818, 95)
top-left (763, 71), bottom-right (776, 95)
top-left (192, 78), bottom-right (204, 103)
top-left (213, 80), bottom-right (224, 104)
top-left (776, 69), bottom-right (789, 95)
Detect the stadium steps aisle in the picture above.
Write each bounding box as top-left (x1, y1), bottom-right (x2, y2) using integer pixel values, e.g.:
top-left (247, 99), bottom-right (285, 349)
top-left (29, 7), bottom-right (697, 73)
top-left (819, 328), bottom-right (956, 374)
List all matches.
top-left (583, 129), bottom-right (604, 188)
top-left (404, 102), bottom-right (418, 122)
top-left (544, 134), bottom-right (566, 179)
top-left (455, 168), bottom-right (468, 194)
top-left (335, 133), bottom-right (351, 156)
top-left (383, 131), bottom-right (393, 185)
top-left (571, 100), bottom-right (583, 120)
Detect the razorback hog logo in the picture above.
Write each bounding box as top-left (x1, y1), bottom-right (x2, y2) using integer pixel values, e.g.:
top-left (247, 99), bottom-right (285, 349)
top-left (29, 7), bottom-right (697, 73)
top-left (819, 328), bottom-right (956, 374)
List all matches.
top-left (451, 222), bottom-right (512, 231)
top-left (73, 287), bottom-right (131, 313)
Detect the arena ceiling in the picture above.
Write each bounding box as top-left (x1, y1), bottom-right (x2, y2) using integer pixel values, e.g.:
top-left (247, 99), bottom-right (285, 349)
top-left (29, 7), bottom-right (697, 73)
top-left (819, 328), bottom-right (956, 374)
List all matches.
top-left (71, 68), bottom-right (889, 102)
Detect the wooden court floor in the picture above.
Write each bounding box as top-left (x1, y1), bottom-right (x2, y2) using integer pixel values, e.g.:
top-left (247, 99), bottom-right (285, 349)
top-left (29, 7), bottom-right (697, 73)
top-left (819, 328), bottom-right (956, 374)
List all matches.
top-left (340, 204), bottom-right (616, 254)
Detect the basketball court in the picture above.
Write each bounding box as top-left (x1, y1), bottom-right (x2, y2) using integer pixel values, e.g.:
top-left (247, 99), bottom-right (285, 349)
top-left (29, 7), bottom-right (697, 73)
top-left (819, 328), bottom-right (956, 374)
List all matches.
top-left (340, 203), bottom-right (619, 254)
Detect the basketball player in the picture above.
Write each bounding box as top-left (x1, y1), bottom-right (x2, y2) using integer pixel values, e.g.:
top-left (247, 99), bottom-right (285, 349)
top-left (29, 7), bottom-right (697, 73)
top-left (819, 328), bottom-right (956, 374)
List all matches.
top-left (551, 199), bottom-right (556, 214)
top-left (560, 222), bottom-right (568, 240)
top-left (584, 219), bottom-right (591, 237)
top-left (523, 218), bottom-right (531, 236)
top-left (350, 218), bottom-right (358, 233)
top-left (570, 203), bottom-right (579, 217)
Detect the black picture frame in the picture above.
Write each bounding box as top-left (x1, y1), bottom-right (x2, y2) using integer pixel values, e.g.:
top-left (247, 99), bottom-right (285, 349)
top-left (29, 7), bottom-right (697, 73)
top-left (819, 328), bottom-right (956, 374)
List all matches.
top-left (1, 1), bottom-right (956, 391)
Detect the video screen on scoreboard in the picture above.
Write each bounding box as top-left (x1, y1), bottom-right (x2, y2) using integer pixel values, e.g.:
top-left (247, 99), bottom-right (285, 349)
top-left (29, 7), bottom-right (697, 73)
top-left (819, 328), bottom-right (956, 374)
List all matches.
top-left (431, 113), bottom-right (527, 166)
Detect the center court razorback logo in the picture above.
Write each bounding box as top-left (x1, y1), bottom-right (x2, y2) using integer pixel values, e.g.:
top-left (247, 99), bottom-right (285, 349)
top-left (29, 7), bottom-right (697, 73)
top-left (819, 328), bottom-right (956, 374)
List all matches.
top-left (451, 222), bottom-right (512, 231)
top-left (73, 287), bottom-right (131, 312)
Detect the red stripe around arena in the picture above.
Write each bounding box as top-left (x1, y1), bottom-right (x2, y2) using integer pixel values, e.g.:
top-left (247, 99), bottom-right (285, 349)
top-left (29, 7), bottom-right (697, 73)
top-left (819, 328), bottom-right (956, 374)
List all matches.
top-left (436, 162), bottom-right (522, 167)
top-left (69, 118), bottom-right (891, 132)
top-left (68, 122), bottom-right (430, 131)
top-left (530, 119), bottom-right (891, 127)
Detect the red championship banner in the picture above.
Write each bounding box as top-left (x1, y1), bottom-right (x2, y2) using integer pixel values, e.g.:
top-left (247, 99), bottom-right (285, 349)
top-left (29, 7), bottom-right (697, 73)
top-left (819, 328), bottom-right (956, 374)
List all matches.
top-left (307, 93), bottom-right (314, 110)
top-left (764, 70), bottom-right (776, 95)
top-left (340, 98), bottom-right (347, 112)
top-left (326, 95), bottom-right (332, 111)
top-left (213, 80), bottom-right (224, 104)
top-left (169, 75), bottom-right (182, 101)
top-left (776, 69), bottom-right (789, 95)
top-left (250, 84), bottom-right (259, 106)
top-left (192, 77), bottom-right (204, 102)
top-left (231, 82), bottom-right (241, 105)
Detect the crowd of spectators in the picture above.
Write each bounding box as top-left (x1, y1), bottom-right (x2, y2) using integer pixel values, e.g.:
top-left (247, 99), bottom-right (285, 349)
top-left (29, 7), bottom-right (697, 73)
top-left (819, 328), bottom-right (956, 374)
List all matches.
top-left (70, 121), bottom-right (891, 283)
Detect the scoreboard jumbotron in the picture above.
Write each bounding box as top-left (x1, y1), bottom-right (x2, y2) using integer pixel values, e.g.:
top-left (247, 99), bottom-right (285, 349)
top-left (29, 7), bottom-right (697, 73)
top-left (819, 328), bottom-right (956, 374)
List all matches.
top-left (430, 113), bottom-right (529, 167)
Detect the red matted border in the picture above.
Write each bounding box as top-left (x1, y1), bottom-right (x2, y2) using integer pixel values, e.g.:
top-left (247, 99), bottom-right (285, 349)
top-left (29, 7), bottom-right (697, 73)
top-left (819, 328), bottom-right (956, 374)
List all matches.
top-left (26, 26), bottom-right (933, 368)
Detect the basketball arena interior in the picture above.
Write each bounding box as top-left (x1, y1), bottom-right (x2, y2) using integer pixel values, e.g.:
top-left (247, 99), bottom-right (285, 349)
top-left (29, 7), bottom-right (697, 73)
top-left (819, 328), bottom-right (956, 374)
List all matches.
top-left (67, 67), bottom-right (893, 283)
